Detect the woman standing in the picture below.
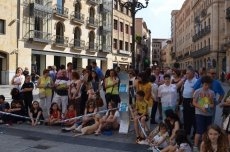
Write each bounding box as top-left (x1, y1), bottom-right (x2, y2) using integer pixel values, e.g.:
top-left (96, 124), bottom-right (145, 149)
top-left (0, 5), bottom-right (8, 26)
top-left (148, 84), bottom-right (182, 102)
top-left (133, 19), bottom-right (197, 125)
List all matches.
top-left (11, 67), bottom-right (25, 90)
top-left (104, 69), bottom-right (120, 108)
top-left (158, 74), bottom-right (184, 120)
top-left (37, 69), bottom-right (53, 119)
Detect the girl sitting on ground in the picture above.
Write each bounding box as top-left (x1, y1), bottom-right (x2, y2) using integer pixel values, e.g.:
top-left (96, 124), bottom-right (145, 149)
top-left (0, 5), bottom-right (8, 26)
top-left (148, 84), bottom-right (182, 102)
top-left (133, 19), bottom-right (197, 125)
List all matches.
top-left (94, 101), bottom-right (120, 135)
top-left (74, 99), bottom-right (98, 132)
top-left (45, 102), bottom-right (61, 125)
top-left (161, 129), bottom-right (192, 152)
top-left (29, 101), bottom-right (44, 126)
top-left (139, 122), bottom-right (169, 149)
top-left (200, 124), bottom-right (229, 152)
top-left (63, 104), bottom-right (76, 126)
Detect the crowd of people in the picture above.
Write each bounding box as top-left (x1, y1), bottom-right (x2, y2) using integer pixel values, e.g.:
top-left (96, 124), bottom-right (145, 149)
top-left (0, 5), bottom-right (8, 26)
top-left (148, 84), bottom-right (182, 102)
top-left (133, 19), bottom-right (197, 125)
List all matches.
top-left (0, 62), bottom-right (230, 151)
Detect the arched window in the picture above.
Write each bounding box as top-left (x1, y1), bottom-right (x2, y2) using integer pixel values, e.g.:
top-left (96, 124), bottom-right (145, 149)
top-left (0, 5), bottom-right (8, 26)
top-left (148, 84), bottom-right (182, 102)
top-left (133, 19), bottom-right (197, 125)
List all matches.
top-left (75, 2), bottom-right (81, 13)
top-left (74, 27), bottom-right (81, 46)
top-left (89, 31), bottom-right (95, 49)
top-left (89, 7), bottom-right (95, 24)
top-left (56, 22), bottom-right (64, 43)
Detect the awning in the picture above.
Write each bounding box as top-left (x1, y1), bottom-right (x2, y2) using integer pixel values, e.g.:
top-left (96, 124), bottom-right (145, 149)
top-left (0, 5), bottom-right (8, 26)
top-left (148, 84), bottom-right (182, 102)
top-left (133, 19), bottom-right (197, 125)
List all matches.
top-left (32, 50), bottom-right (107, 61)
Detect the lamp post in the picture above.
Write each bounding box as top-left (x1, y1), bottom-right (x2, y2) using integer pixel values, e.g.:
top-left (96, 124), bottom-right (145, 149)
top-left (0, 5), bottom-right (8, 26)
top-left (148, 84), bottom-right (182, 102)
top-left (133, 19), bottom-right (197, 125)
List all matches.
top-left (118, 0), bottom-right (149, 69)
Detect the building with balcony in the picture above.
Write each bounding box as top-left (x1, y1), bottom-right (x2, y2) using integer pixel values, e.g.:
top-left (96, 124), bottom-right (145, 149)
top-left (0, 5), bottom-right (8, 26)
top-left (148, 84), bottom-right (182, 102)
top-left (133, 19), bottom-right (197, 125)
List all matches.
top-left (161, 40), bottom-right (174, 67)
top-left (151, 38), bottom-right (167, 67)
top-left (0, 0), bottom-right (18, 84)
top-left (20, 0), bottom-right (112, 78)
top-left (135, 18), bottom-right (151, 71)
top-left (172, 0), bottom-right (226, 75)
top-left (112, 0), bottom-right (132, 70)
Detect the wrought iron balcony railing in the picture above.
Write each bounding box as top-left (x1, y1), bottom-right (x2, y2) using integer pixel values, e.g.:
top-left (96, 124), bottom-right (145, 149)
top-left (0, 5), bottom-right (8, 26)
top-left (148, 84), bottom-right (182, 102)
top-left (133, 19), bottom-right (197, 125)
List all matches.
top-left (99, 3), bottom-right (112, 13)
top-left (70, 11), bottom-right (84, 24)
top-left (86, 42), bottom-right (98, 52)
top-left (192, 25), bottom-right (211, 42)
top-left (53, 35), bottom-right (69, 47)
top-left (86, 17), bottom-right (98, 28)
top-left (25, 30), bottom-right (51, 43)
top-left (53, 4), bottom-right (69, 18)
top-left (190, 45), bottom-right (211, 58)
top-left (69, 39), bottom-right (85, 50)
top-left (86, 0), bottom-right (99, 6)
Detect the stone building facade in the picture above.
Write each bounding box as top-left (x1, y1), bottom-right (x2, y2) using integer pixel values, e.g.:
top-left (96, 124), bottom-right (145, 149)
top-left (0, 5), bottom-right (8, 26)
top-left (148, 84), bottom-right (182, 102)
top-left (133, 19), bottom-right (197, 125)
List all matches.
top-left (112, 0), bottom-right (132, 70)
top-left (152, 38), bottom-right (167, 67)
top-left (135, 18), bottom-right (151, 71)
top-left (172, 0), bottom-right (227, 75)
top-left (0, 0), bottom-right (18, 84)
top-left (0, 0), bottom-right (114, 84)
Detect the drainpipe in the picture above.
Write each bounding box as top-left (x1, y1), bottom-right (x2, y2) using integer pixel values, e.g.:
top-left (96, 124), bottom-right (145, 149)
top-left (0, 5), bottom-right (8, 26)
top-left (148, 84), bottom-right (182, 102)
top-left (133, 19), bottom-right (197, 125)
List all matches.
top-left (16, 0), bottom-right (20, 68)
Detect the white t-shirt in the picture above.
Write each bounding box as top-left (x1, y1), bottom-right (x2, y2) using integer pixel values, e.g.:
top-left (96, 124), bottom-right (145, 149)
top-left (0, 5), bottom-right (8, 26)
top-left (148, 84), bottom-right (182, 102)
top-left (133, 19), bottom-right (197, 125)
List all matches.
top-left (13, 75), bottom-right (25, 90)
top-left (158, 84), bottom-right (177, 107)
top-left (106, 110), bottom-right (120, 124)
top-left (153, 132), bottom-right (169, 148)
top-left (176, 143), bottom-right (192, 152)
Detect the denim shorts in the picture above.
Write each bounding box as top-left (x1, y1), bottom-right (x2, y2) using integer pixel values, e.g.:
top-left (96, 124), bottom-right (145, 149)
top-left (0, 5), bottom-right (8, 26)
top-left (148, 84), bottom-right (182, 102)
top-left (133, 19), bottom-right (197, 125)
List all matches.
top-left (195, 114), bottom-right (212, 134)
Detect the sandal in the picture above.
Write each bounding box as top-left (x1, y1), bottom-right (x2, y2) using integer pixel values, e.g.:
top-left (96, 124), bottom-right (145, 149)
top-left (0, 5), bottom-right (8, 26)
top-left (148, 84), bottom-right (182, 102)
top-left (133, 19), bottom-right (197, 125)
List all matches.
top-left (94, 131), bottom-right (101, 136)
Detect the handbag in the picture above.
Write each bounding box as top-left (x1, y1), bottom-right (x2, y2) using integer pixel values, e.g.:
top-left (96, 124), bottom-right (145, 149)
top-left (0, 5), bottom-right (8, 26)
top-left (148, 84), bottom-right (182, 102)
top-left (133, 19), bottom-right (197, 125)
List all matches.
top-left (39, 89), bottom-right (46, 99)
top-left (223, 114), bottom-right (230, 131)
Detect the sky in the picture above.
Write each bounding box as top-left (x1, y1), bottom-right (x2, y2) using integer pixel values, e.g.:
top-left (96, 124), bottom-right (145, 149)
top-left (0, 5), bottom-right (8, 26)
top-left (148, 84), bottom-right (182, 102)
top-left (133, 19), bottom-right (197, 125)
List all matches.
top-left (136, 0), bottom-right (185, 39)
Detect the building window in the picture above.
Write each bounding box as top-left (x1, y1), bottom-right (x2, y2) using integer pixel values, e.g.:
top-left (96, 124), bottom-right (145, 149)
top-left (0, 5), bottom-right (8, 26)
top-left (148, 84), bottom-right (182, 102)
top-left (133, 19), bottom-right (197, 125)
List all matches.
top-left (125, 24), bottom-right (129, 34)
top-left (130, 26), bottom-right (132, 35)
top-left (113, 39), bottom-right (117, 49)
top-left (119, 40), bottom-right (123, 50)
top-left (125, 42), bottom-right (128, 51)
top-left (88, 31), bottom-right (95, 49)
top-left (0, 19), bottom-right (5, 34)
top-left (114, 0), bottom-right (118, 10)
top-left (120, 5), bottom-right (123, 13)
top-left (56, 22), bottom-right (64, 44)
top-left (114, 19), bottom-right (117, 30)
top-left (126, 7), bottom-right (129, 15)
top-left (120, 22), bottom-right (123, 32)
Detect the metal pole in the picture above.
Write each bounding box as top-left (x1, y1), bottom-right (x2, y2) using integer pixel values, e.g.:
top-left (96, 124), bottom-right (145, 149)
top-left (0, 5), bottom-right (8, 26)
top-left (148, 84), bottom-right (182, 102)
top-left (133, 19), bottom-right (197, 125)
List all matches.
top-left (131, 8), bottom-right (136, 69)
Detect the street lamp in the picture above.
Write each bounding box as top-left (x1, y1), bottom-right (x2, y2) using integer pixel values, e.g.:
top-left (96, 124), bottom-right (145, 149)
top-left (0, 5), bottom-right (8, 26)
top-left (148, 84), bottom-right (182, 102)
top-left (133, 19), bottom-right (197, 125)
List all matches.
top-left (118, 0), bottom-right (149, 69)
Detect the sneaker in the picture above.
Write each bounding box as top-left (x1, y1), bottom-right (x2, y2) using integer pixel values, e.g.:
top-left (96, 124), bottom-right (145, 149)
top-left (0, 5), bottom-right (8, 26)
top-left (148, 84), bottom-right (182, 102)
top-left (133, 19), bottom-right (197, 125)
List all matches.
top-left (138, 139), bottom-right (149, 145)
top-left (74, 125), bottom-right (82, 132)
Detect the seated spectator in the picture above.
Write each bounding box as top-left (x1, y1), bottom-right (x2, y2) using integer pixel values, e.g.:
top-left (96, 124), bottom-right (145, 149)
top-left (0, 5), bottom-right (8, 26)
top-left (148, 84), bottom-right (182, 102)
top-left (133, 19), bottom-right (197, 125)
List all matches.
top-left (2, 100), bottom-right (26, 125)
top-left (139, 122), bottom-right (169, 149)
top-left (63, 104), bottom-right (76, 126)
top-left (132, 90), bottom-right (149, 143)
top-left (62, 100), bottom-right (97, 132)
top-left (161, 129), bottom-right (192, 152)
top-left (29, 101), bottom-right (44, 126)
top-left (94, 101), bottom-right (120, 135)
top-left (74, 99), bottom-right (98, 132)
top-left (45, 102), bottom-right (61, 126)
top-left (200, 124), bottom-right (229, 152)
top-left (0, 95), bottom-right (10, 123)
top-left (164, 109), bottom-right (181, 144)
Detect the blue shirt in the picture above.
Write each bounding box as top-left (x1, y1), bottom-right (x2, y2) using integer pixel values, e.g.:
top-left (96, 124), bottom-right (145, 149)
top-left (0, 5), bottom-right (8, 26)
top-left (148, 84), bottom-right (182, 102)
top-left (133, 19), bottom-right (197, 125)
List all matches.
top-left (193, 78), bottom-right (225, 101)
top-left (93, 67), bottom-right (104, 80)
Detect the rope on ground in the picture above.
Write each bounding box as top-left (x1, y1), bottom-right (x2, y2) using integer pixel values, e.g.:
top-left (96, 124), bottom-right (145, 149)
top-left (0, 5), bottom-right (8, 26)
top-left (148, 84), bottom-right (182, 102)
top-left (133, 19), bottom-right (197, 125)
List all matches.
top-left (0, 108), bottom-right (118, 123)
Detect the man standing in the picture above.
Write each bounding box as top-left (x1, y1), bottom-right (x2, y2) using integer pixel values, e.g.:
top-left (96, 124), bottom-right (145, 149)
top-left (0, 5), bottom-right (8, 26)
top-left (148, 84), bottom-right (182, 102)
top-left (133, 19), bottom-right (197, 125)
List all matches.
top-left (91, 61), bottom-right (104, 81)
top-left (182, 66), bottom-right (197, 137)
top-left (66, 62), bottom-right (73, 81)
